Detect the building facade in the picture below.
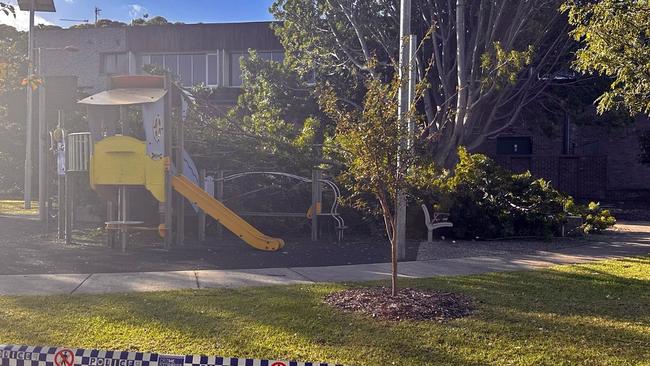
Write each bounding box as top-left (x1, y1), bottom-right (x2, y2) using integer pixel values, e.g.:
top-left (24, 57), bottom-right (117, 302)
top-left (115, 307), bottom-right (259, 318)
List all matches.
top-left (479, 115), bottom-right (650, 202)
top-left (35, 22), bottom-right (283, 103)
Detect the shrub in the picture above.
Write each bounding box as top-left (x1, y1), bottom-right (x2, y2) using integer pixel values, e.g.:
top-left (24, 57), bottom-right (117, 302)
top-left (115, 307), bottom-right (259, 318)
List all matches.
top-left (411, 148), bottom-right (617, 240)
top-left (437, 148), bottom-right (570, 239)
top-left (565, 200), bottom-right (616, 234)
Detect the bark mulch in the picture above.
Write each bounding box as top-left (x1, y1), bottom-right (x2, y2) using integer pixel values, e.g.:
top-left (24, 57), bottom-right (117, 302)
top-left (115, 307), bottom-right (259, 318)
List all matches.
top-left (324, 287), bottom-right (474, 322)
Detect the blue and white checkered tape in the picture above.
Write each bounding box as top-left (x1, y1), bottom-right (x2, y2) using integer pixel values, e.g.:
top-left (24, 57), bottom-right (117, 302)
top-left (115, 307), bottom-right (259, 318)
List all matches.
top-left (0, 345), bottom-right (344, 366)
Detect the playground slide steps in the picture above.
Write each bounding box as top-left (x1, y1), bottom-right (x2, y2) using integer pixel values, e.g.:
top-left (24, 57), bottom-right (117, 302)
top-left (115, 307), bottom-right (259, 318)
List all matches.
top-left (171, 175), bottom-right (285, 251)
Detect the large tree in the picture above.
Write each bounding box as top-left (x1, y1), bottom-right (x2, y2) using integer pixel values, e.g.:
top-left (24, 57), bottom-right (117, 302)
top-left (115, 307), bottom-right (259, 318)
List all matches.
top-left (271, 0), bottom-right (573, 165)
top-left (183, 52), bottom-right (329, 174)
top-left (563, 0), bottom-right (650, 115)
top-left (0, 24), bottom-right (27, 193)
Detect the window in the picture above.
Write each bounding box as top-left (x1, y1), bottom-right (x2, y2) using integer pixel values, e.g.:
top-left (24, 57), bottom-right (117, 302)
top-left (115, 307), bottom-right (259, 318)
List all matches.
top-left (496, 137), bottom-right (533, 155)
top-left (178, 54), bottom-right (192, 85)
top-left (144, 53), bottom-right (210, 86)
top-left (272, 52), bottom-right (285, 63)
top-left (164, 55), bottom-right (178, 75)
top-left (150, 55), bottom-right (164, 68)
top-left (207, 54), bottom-right (219, 86)
top-left (229, 52), bottom-right (246, 87)
top-left (192, 54), bottom-right (206, 86)
top-left (101, 53), bottom-right (128, 75)
top-left (143, 50), bottom-right (284, 87)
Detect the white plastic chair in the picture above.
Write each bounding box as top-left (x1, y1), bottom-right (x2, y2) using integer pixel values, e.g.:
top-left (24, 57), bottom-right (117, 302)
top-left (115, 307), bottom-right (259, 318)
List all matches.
top-left (422, 204), bottom-right (453, 243)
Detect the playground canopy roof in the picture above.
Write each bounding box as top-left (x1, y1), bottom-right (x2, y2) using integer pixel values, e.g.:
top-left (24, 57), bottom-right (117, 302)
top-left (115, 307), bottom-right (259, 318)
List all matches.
top-left (78, 88), bottom-right (167, 106)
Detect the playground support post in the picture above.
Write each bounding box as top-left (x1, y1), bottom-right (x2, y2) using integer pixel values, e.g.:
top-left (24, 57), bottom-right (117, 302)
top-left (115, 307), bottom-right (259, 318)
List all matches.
top-left (64, 175), bottom-right (71, 244)
top-left (57, 110), bottom-right (64, 240)
top-left (38, 48), bottom-right (47, 225)
top-left (311, 169), bottom-right (322, 241)
top-left (163, 74), bottom-right (174, 249)
top-left (119, 185), bottom-right (128, 253)
top-left (198, 169), bottom-right (206, 241)
top-left (57, 174), bottom-right (64, 239)
top-left (106, 194), bottom-right (115, 248)
top-left (119, 106), bottom-right (127, 135)
top-left (24, 0), bottom-right (35, 210)
top-left (175, 97), bottom-right (185, 246)
top-left (216, 170), bottom-right (224, 239)
top-left (64, 173), bottom-right (74, 245)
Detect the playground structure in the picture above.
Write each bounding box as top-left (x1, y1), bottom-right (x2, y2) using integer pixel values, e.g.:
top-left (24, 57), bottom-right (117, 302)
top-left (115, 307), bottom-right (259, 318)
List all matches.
top-left (59, 75), bottom-right (343, 252)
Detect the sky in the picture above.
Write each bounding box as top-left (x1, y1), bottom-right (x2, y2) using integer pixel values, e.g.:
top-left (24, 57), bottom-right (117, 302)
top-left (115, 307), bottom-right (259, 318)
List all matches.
top-left (1, 0), bottom-right (276, 31)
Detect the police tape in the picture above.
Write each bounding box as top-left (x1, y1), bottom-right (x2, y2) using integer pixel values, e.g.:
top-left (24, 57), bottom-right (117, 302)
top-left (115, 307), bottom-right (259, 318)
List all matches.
top-left (0, 345), bottom-right (344, 366)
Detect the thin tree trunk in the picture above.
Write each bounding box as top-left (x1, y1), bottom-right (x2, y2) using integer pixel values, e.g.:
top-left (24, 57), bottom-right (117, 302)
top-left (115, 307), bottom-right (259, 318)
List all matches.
top-left (378, 191), bottom-right (398, 296)
top-left (390, 226), bottom-right (398, 296)
top-left (455, 0), bottom-right (468, 130)
top-left (390, 236), bottom-right (397, 296)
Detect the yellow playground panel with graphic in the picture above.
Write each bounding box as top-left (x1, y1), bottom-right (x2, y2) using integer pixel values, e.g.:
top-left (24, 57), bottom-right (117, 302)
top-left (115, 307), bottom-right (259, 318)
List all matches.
top-left (90, 136), bottom-right (166, 203)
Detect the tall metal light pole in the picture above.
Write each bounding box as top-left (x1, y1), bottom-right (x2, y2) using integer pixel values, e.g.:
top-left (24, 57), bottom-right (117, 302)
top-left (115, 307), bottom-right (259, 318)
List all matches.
top-left (37, 47), bottom-right (48, 223)
top-left (23, 0), bottom-right (35, 209)
top-left (396, 0), bottom-right (413, 260)
top-left (18, 0), bottom-right (57, 211)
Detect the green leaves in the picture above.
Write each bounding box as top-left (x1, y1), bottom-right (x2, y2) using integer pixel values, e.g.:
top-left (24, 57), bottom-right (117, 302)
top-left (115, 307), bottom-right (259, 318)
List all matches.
top-left (480, 42), bottom-right (535, 90)
top-left (331, 77), bottom-right (401, 203)
top-left (563, 0), bottom-right (650, 115)
top-left (181, 49), bottom-right (330, 175)
top-left (0, 25), bottom-right (27, 94)
top-left (424, 147), bottom-right (576, 239)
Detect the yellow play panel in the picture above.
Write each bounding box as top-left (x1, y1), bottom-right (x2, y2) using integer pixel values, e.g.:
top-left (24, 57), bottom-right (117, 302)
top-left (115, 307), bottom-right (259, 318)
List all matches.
top-left (90, 136), bottom-right (166, 202)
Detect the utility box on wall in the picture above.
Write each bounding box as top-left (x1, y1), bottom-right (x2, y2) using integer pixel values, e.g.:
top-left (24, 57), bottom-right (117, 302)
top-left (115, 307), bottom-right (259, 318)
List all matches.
top-left (497, 136), bottom-right (533, 155)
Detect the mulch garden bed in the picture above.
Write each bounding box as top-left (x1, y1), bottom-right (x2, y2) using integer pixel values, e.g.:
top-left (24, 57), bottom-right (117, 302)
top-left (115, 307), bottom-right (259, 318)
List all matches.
top-left (324, 287), bottom-right (474, 321)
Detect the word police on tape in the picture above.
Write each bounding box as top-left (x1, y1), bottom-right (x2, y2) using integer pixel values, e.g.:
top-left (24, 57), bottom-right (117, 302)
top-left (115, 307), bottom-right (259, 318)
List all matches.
top-left (0, 345), bottom-right (344, 366)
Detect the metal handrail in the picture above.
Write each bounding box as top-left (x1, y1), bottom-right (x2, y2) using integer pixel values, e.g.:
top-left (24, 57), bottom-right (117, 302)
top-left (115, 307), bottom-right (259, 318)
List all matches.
top-left (217, 171), bottom-right (345, 230)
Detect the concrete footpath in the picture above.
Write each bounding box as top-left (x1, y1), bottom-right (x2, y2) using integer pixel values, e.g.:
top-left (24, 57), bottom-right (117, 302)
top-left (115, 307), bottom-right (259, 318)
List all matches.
top-left (1, 236), bottom-right (649, 296)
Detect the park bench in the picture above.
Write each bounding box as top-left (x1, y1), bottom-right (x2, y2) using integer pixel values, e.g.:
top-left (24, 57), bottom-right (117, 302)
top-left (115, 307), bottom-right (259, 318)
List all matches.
top-left (421, 204), bottom-right (453, 243)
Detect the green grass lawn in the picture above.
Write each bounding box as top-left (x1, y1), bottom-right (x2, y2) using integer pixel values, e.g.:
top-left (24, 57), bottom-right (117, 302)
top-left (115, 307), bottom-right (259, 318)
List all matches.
top-left (0, 257), bottom-right (649, 366)
top-left (0, 200), bottom-right (38, 216)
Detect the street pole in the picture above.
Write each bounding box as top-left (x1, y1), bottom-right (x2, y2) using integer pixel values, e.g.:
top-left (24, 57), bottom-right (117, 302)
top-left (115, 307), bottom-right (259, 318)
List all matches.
top-left (38, 48), bottom-right (48, 224)
top-left (37, 48), bottom-right (47, 223)
top-left (396, 0), bottom-right (412, 260)
top-left (24, 0), bottom-right (35, 209)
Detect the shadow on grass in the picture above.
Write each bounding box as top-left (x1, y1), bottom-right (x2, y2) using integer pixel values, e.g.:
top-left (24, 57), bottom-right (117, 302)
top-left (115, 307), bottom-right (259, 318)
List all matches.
top-left (2, 257), bottom-right (649, 365)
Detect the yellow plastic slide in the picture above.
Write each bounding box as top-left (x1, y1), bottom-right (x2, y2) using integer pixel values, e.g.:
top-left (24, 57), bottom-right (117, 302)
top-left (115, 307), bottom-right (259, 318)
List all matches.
top-left (171, 175), bottom-right (285, 251)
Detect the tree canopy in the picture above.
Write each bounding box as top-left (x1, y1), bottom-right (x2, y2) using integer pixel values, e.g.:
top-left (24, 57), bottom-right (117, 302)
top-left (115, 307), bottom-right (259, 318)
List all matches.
top-left (0, 25), bottom-right (27, 193)
top-left (182, 52), bottom-right (327, 175)
top-left (271, 0), bottom-right (573, 165)
top-left (563, 0), bottom-right (650, 115)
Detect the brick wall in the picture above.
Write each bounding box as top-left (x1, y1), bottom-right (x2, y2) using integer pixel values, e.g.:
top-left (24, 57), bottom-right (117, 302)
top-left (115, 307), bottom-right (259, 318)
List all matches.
top-left (475, 116), bottom-right (650, 202)
top-left (573, 117), bottom-right (650, 200)
top-left (493, 155), bottom-right (607, 200)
